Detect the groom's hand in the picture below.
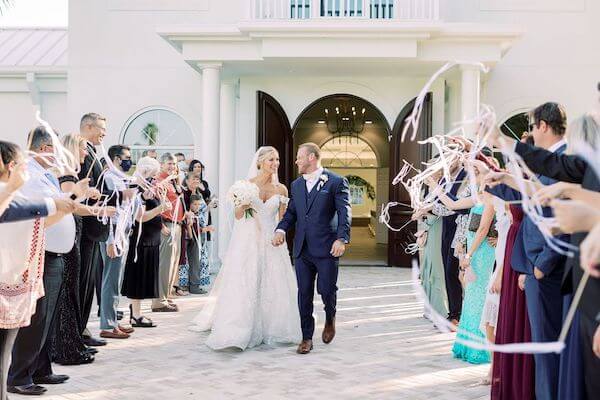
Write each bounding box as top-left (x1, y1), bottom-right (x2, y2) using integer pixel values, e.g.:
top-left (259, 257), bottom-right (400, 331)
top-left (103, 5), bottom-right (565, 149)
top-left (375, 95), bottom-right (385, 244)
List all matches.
top-left (272, 231), bottom-right (286, 247)
top-left (330, 239), bottom-right (346, 258)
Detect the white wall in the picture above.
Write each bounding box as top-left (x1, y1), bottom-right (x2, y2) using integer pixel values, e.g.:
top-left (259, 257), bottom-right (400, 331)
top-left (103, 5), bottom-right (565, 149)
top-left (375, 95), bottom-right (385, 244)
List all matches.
top-left (66, 0), bottom-right (250, 146)
top-left (0, 77), bottom-right (67, 147)
top-left (445, 0), bottom-right (600, 121)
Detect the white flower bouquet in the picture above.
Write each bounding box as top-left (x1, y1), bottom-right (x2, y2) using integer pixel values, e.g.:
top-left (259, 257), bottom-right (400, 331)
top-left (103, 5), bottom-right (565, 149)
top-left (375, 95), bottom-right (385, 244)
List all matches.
top-left (227, 180), bottom-right (259, 219)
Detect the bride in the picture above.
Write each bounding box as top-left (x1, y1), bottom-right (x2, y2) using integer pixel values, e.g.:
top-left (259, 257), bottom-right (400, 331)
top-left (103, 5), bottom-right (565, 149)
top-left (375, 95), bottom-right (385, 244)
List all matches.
top-left (191, 146), bottom-right (301, 350)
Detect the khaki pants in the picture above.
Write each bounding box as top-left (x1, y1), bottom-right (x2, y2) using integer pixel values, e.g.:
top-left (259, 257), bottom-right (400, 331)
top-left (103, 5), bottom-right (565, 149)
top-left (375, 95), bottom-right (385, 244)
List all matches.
top-left (152, 222), bottom-right (182, 308)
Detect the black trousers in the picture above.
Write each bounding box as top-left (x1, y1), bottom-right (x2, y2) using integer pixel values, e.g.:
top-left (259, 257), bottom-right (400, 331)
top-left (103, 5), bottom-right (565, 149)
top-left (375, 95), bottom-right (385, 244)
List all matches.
top-left (79, 237), bottom-right (102, 334)
top-left (8, 254), bottom-right (64, 387)
top-left (441, 221), bottom-right (463, 320)
top-left (0, 329), bottom-right (18, 400)
top-left (580, 312), bottom-right (600, 399)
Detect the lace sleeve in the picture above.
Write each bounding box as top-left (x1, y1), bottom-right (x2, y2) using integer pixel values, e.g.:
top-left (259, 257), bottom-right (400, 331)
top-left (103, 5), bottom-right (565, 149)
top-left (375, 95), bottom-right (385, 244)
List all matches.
top-left (432, 202), bottom-right (455, 217)
top-left (451, 214), bottom-right (469, 254)
top-left (279, 196), bottom-right (290, 205)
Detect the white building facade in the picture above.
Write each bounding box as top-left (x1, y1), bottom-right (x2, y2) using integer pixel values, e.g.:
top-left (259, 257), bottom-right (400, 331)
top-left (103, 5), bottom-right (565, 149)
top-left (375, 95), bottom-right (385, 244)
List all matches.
top-left (1, 0), bottom-right (598, 266)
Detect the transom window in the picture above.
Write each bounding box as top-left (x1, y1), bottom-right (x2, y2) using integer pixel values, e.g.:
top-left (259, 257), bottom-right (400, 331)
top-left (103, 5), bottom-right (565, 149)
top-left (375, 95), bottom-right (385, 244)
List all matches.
top-left (121, 107), bottom-right (194, 162)
top-left (320, 135), bottom-right (378, 168)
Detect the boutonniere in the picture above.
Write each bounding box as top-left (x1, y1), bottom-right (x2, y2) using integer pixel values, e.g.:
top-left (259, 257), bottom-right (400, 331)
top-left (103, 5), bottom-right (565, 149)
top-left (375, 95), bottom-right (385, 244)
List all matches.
top-left (317, 174), bottom-right (328, 191)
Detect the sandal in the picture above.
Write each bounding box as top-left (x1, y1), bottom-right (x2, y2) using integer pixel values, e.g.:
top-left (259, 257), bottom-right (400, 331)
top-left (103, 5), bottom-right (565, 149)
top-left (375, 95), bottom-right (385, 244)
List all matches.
top-left (174, 287), bottom-right (189, 296)
top-left (130, 315), bottom-right (157, 328)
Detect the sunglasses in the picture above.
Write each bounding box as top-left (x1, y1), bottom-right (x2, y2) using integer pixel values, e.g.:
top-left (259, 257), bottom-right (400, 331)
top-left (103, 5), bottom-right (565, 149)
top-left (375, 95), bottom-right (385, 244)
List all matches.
top-left (528, 122), bottom-right (537, 132)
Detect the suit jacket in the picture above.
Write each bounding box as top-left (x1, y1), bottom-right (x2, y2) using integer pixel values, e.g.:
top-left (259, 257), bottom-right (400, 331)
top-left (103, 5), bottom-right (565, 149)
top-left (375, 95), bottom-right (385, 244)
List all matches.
top-left (78, 142), bottom-right (110, 242)
top-left (0, 195), bottom-right (50, 223)
top-left (487, 144), bottom-right (568, 278)
top-left (514, 141), bottom-right (600, 322)
top-left (277, 169), bottom-right (351, 259)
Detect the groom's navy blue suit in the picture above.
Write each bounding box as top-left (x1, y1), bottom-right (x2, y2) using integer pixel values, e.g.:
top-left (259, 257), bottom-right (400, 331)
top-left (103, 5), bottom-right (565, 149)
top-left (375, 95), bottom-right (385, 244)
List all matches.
top-left (277, 169), bottom-right (351, 340)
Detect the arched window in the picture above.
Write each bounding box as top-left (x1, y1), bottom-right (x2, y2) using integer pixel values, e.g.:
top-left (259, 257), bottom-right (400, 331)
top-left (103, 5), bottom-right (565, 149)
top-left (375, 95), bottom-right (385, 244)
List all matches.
top-left (121, 107), bottom-right (194, 162)
top-left (320, 135), bottom-right (378, 168)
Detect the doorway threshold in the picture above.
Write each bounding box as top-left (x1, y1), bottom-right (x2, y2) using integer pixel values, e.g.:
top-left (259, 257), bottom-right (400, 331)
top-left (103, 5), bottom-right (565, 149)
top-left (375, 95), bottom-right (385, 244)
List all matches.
top-left (339, 260), bottom-right (388, 267)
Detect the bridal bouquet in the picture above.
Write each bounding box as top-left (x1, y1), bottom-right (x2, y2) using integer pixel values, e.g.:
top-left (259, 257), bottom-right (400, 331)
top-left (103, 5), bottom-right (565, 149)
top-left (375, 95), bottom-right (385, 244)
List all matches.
top-left (227, 180), bottom-right (259, 219)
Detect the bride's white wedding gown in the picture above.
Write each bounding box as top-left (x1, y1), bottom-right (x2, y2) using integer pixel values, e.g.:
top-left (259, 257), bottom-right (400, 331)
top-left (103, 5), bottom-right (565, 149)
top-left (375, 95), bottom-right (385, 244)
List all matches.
top-left (191, 193), bottom-right (301, 350)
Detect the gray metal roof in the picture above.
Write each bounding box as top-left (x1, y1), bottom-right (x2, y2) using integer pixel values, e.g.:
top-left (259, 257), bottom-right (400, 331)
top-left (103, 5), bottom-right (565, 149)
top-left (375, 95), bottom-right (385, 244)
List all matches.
top-left (0, 28), bottom-right (67, 70)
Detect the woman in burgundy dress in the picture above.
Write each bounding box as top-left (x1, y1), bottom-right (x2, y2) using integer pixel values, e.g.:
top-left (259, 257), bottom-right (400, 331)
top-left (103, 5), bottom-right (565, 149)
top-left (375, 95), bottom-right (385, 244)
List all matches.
top-left (491, 205), bottom-right (535, 400)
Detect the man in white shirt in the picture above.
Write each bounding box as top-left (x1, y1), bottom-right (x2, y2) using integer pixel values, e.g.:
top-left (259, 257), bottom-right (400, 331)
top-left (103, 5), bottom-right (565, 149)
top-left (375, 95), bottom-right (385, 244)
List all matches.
top-left (8, 126), bottom-right (78, 395)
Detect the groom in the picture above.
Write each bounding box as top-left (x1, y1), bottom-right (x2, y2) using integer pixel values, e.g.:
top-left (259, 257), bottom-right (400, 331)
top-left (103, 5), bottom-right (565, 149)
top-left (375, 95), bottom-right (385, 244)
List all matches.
top-left (273, 142), bottom-right (351, 354)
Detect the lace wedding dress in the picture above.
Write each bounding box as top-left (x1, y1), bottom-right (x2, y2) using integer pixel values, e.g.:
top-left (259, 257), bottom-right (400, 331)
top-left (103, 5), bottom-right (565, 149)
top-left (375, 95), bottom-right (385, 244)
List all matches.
top-left (190, 190), bottom-right (301, 350)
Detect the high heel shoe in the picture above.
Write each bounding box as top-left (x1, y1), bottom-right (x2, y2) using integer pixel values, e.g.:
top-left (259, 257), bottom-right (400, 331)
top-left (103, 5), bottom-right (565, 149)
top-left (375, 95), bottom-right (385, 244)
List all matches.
top-left (129, 304), bottom-right (157, 328)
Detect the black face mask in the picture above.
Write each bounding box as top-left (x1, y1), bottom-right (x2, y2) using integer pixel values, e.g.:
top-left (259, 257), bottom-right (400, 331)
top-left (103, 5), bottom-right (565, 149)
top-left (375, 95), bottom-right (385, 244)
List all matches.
top-left (120, 159), bottom-right (133, 172)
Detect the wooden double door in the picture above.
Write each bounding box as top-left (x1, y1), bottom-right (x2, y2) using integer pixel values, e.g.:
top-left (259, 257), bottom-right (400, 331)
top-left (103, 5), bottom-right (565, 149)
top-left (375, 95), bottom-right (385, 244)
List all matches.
top-left (256, 91), bottom-right (432, 267)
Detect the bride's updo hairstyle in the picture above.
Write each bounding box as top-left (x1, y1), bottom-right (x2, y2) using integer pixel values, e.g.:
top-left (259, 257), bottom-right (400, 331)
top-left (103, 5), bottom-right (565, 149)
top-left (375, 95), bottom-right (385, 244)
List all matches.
top-left (256, 146), bottom-right (278, 170)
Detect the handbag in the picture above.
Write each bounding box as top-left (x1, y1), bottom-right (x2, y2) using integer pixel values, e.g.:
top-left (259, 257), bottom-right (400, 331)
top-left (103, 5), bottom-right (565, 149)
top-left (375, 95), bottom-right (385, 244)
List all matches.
top-left (468, 214), bottom-right (498, 238)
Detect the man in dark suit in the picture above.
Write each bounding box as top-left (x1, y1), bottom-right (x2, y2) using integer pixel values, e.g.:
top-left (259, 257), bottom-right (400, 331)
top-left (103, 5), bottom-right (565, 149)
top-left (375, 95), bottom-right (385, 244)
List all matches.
top-left (487, 107), bottom-right (600, 399)
top-left (438, 166), bottom-right (468, 325)
top-left (274, 142), bottom-right (351, 355)
top-left (487, 102), bottom-right (570, 400)
top-left (77, 113), bottom-right (110, 347)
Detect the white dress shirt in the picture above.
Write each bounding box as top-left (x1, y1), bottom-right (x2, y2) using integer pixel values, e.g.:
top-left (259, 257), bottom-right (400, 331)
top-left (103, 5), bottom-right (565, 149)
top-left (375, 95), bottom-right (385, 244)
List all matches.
top-left (304, 167), bottom-right (324, 193)
top-left (548, 139), bottom-right (567, 154)
top-left (20, 159), bottom-right (75, 254)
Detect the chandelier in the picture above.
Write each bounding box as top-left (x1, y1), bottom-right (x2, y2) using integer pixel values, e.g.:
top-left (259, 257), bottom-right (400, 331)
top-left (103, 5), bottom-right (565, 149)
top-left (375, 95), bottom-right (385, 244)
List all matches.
top-left (322, 103), bottom-right (367, 143)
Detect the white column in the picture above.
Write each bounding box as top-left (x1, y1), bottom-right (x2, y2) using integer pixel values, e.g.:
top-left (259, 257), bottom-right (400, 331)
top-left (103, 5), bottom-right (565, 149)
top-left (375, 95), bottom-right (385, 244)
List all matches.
top-left (460, 64), bottom-right (481, 138)
top-left (218, 81), bottom-right (237, 261)
top-left (199, 63), bottom-right (222, 189)
top-left (199, 63), bottom-right (222, 270)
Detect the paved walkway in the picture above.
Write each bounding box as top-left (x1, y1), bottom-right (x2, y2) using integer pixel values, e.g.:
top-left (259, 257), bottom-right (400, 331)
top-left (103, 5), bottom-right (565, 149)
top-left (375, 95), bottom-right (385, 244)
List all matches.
top-left (23, 267), bottom-right (490, 400)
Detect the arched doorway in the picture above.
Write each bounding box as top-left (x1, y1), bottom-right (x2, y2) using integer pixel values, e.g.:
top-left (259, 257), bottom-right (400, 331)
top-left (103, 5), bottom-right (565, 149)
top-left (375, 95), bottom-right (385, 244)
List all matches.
top-left (292, 94), bottom-right (390, 265)
top-left (256, 91), bottom-right (432, 267)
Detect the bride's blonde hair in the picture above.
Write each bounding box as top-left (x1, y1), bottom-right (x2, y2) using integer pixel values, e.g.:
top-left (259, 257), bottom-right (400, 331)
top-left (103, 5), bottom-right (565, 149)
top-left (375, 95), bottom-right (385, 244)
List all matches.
top-left (256, 146), bottom-right (278, 170)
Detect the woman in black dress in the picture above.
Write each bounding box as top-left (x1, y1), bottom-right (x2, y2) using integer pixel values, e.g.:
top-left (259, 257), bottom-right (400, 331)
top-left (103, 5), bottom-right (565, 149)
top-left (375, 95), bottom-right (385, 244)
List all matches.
top-left (121, 156), bottom-right (169, 327)
top-left (188, 160), bottom-right (216, 242)
top-left (52, 134), bottom-right (104, 365)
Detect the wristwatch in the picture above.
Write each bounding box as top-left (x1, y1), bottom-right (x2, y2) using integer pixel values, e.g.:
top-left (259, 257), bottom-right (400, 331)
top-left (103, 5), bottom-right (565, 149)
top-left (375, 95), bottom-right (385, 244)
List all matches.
top-left (338, 238), bottom-right (348, 244)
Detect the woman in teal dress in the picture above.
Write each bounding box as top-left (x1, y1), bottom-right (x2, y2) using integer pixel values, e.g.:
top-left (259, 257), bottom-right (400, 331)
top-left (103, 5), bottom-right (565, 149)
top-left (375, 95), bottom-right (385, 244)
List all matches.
top-left (452, 193), bottom-right (496, 364)
top-left (419, 214), bottom-right (448, 319)
top-left (427, 166), bottom-right (496, 364)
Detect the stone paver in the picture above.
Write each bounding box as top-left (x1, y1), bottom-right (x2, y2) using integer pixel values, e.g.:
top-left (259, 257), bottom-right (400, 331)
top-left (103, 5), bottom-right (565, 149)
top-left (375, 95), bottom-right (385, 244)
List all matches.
top-left (18, 267), bottom-right (489, 400)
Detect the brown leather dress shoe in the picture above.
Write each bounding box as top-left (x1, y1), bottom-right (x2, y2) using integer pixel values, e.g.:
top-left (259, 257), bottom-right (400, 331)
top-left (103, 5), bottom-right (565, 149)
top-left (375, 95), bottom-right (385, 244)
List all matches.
top-left (322, 317), bottom-right (336, 344)
top-left (296, 340), bottom-right (313, 354)
top-left (100, 328), bottom-right (130, 339)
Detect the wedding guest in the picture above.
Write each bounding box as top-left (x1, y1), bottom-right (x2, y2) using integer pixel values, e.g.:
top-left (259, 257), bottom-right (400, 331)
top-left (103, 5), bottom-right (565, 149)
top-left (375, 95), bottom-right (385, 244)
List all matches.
top-left (52, 134), bottom-right (96, 365)
top-left (497, 113), bottom-right (600, 399)
top-left (437, 162), bottom-right (468, 326)
top-left (0, 141), bottom-right (73, 400)
top-left (414, 170), bottom-right (448, 320)
top-left (429, 168), bottom-right (496, 364)
top-left (151, 153), bottom-right (185, 312)
top-left (486, 102), bottom-right (569, 399)
top-left (78, 112), bottom-right (110, 348)
top-left (185, 194), bottom-right (213, 295)
top-left (188, 159), bottom-right (215, 242)
top-left (142, 149), bottom-right (157, 159)
top-left (478, 197), bottom-right (509, 384)
top-left (121, 156), bottom-right (171, 328)
top-left (183, 172), bottom-right (212, 294)
top-left (0, 157), bottom-right (57, 223)
top-left (8, 127), bottom-right (80, 395)
top-left (99, 145), bottom-right (135, 339)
